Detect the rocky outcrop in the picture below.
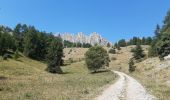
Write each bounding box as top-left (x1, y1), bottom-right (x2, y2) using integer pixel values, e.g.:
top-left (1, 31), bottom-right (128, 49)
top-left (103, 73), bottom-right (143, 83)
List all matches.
top-left (56, 32), bottom-right (111, 46)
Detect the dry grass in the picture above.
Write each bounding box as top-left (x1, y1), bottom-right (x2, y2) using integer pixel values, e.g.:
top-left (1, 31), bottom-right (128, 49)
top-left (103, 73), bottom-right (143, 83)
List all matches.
top-left (0, 55), bottom-right (116, 100)
top-left (133, 58), bottom-right (170, 100)
top-left (63, 48), bottom-right (88, 61)
top-left (110, 46), bottom-right (170, 100)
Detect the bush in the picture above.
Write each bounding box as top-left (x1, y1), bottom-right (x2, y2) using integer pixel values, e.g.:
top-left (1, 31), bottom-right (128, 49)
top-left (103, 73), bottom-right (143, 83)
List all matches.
top-left (129, 59), bottom-right (136, 72)
top-left (85, 46), bottom-right (110, 73)
top-left (109, 48), bottom-right (116, 54)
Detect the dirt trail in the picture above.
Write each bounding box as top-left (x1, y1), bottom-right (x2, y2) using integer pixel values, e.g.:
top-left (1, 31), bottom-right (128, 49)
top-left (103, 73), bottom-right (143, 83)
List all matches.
top-left (95, 71), bottom-right (157, 100)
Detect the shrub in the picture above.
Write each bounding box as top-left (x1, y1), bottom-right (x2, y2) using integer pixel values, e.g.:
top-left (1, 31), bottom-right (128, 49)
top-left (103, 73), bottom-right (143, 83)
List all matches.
top-left (85, 46), bottom-right (110, 73)
top-left (129, 59), bottom-right (136, 72)
top-left (109, 48), bottom-right (116, 54)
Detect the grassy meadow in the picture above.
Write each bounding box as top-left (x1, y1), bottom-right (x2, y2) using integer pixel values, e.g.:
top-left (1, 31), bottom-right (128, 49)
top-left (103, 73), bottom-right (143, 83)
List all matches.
top-left (0, 56), bottom-right (116, 100)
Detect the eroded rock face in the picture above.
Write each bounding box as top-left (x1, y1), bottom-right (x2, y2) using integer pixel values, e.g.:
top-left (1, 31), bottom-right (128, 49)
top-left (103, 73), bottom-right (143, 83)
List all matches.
top-left (56, 32), bottom-right (111, 46)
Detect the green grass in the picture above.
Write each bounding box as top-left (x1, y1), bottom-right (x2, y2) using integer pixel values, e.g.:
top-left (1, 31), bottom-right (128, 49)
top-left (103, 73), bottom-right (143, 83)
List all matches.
top-left (0, 57), bottom-right (116, 100)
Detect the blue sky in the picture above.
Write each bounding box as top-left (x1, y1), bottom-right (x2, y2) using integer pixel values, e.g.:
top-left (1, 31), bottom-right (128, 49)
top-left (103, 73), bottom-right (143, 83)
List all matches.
top-left (0, 0), bottom-right (170, 43)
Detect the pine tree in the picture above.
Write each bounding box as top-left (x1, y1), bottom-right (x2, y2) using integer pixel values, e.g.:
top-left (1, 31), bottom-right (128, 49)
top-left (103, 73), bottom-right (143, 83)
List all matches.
top-left (107, 42), bottom-right (111, 48)
top-left (13, 24), bottom-right (27, 52)
top-left (129, 59), bottom-right (136, 72)
top-left (133, 44), bottom-right (145, 60)
top-left (118, 39), bottom-right (126, 47)
top-left (46, 37), bottom-right (63, 74)
top-left (154, 24), bottom-right (161, 38)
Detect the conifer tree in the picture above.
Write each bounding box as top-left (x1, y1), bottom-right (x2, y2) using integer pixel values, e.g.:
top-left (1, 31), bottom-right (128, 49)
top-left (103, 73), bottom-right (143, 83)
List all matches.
top-left (133, 44), bottom-right (145, 60)
top-left (46, 37), bottom-right (63, 74)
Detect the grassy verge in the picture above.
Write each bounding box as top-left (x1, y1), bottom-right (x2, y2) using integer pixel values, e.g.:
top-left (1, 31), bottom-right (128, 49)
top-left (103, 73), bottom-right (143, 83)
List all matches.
top-left (131, 65), bottom-right (170, 100)
top-left (0, 57), bottom-right (116, 100)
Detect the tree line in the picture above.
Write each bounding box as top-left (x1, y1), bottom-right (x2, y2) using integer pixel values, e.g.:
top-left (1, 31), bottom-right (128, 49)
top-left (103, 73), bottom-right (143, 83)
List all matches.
top-left (63, 40), bottom-right (92, 48)
top-left (0, 24), bottom-right (63, 73)
top-left (114, 36), bottom-right (153, 48)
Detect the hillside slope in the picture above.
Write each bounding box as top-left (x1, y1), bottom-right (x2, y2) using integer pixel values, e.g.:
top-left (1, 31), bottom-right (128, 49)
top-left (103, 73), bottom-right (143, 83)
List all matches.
top-left (110, 46), bottom-right (170, 100)
top-left (0, 54), bottom-right (116, 100)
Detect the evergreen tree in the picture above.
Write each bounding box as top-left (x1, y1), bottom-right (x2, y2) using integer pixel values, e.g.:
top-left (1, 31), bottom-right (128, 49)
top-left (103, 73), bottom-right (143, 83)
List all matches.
top-left (118, 39), bottom-right (126, 47)
top-left (0, 27), bottom-right (15, 55)
top-left (156, 33), bottom-right (170, 59)
top-left (13, 24), bottom-right (27, 52)
top-left (133, 44), bottom-right (145, 60)
top-left (154, 24), bottom-right (161, 38)
top-left (129, 59), bottom-right (136, 72)
top-left (23, 26), bottom-right (37, 59)
top-left (107, 42), bottom-right (111, 48)
top-left (141, 37), bottom-right (146, 45)
top-left (114, 42), bottom-right (118, 48)
top-left (132, 37), bottom-right (138, 45)
top-left (145, 37), bottom-right (152, 45)
top-left (46, 37), bottom-right (63, 74)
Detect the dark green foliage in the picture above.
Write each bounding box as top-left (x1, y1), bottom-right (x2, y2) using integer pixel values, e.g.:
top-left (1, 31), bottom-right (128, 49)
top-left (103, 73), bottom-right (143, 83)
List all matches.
top-left (126, 36), bottom-right (152, 46)
top-left (107, 42), bottom-right (111, 47)
top-left (85, 46), bottom-right (110, 73)
top-left (77, 42), bottom-right (82, 47)
top-left (148, 39), bottom-right (158, 57)
top-left (64, 41), bottom-right (92, 48)
top-left (23, 26), bottom-right (48, 60)
top-left (64, 40), bottom-right (73, 48)
top-left (13, 24), bottom-right (28, 52)
top-left (133, 44), bottom-right (145, 60)
top-left (155, 24), bottom-right (161, 38)
top-left (145, 37), bottom-right (152, 45)
top-left (129, 59), bottom-right (136, 72)
top-left (148, 9), bottom-right (170, 59)
top-left (108, 48), bottom-right (116, 54)
top-left (156, 33), bottom-right (170, 59)
top-left (0, 27), bottom-right (15, 55)
top-left (114, 43), bottom-right (118, 48)
top-left (82, 43), bottom-right (92, 48)
top-left (118, 39), bottom-right (126, 47)
top-left (13, 49), bottom-right (19, 60)
top-left (46, 37), bottom-right (63, 74)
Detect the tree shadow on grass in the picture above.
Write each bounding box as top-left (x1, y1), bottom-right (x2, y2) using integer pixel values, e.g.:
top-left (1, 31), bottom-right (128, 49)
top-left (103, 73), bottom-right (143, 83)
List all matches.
top-left (91, 70), bottom-right (110, 74)
top-left (0, 76), bottom-right (7, 80)
top-left (61, 71), bottom-right (74, 74)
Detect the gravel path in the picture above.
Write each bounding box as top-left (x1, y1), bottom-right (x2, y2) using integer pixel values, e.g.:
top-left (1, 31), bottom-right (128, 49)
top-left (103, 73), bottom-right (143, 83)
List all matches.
top-left (95, 71), bottom-right (157, 100)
